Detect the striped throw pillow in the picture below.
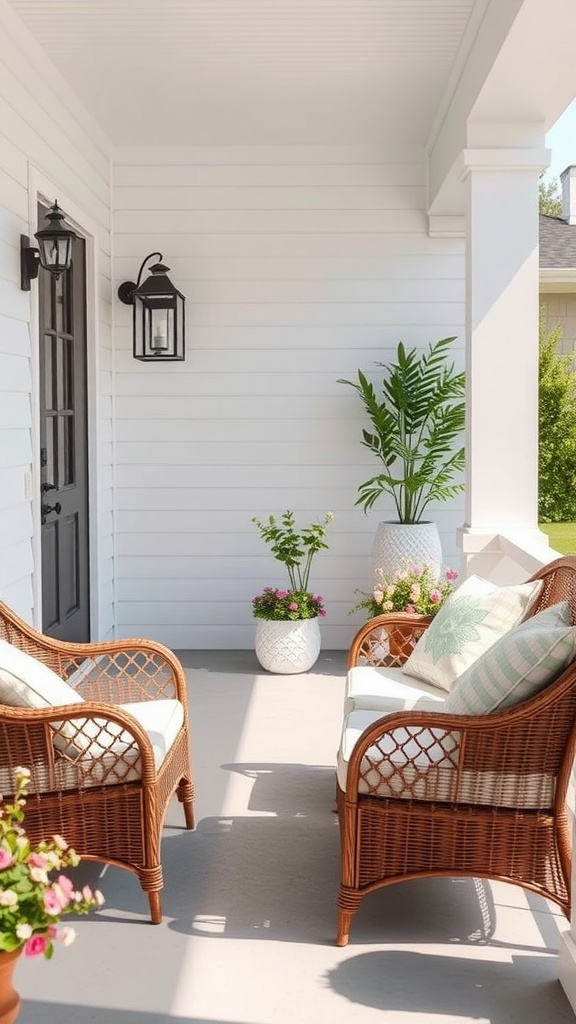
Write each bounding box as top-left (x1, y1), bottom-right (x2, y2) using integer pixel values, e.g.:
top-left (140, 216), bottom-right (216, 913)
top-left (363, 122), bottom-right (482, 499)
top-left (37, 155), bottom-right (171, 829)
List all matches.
top-left (444, 602), bottom-right (576, 715)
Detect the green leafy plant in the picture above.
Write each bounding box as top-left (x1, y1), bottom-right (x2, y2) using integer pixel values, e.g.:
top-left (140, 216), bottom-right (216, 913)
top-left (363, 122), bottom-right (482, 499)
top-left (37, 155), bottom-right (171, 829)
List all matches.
top-left (0, 767), bottom-right (104, 959)
top-left (538, 309), bottom-right (576, 522)
top-left (352, 560), bottom-right (458, 619)
top-left (252, 510), bottom-right (333, 620)
top-left (338, 336), bottom-right (465, 523)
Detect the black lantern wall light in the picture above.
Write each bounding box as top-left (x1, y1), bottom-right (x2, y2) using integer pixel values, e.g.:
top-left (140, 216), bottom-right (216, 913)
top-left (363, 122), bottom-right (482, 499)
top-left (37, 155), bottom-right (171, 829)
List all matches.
top-left (118, 252), bottom-right (186, 361)
top-left (20, 201), bottom-right (78, 290)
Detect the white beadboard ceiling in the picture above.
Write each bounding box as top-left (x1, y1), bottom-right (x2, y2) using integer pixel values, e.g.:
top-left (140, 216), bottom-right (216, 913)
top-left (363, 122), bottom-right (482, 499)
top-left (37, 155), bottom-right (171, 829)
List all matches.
top-left (8, 0), bottom-right (478, 146)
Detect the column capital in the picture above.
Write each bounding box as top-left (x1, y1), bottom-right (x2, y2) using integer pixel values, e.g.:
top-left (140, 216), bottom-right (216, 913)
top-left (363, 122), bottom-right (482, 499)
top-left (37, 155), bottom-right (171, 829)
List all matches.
top-left (460, 147), bottom-right (550, 179)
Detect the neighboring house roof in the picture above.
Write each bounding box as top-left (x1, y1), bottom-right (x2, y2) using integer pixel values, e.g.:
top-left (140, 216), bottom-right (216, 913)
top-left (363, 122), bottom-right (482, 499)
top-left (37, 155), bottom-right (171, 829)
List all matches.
top-left (540, 213), bottom-right (576, 268)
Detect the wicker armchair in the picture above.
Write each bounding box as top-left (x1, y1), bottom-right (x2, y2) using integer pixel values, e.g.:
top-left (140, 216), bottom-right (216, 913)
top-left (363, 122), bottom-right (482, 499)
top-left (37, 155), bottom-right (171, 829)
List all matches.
top-left (337, 555), bottom-right (576, 946)
top-left (0, 601), bottom-right (195, 924)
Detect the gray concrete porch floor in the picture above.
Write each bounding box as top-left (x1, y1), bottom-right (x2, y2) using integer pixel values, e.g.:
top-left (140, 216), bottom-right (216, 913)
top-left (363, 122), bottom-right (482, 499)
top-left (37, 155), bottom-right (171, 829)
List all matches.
top-left (15, 649), bottom-right (576, 1023)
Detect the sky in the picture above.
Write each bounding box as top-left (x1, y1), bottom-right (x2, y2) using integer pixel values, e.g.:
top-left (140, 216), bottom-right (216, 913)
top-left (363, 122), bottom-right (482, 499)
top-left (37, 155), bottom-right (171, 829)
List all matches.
top-left (545, 96), bottom-right (576, 182)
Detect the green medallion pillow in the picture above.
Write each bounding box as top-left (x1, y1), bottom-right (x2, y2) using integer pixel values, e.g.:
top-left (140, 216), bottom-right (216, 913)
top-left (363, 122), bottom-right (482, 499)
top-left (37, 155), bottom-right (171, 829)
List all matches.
top-left (445, 602), bottom-right (575, 715)
top-left (402, 574), bottom-right (544, 692)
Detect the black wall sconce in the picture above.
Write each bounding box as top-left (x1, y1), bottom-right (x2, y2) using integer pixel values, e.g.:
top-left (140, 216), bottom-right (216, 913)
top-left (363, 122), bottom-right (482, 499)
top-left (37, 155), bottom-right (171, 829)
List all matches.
top-left (118, 252), bottom-right (186, 361)
top-left (20, 201), bottom-right (78, 291)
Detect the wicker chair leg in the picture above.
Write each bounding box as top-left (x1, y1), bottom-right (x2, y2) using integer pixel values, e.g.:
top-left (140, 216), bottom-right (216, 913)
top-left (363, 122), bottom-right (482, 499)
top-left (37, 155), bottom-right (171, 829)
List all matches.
top-left (177, 780), bottom-right (196, 829)
top-left (336, 888), bottom-right (363, 946)
top-left (148, 890), bottom-right (162, 925)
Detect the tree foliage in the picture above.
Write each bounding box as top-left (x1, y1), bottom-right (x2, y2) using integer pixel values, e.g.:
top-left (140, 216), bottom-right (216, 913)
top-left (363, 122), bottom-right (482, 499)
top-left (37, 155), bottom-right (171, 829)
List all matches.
top-left (539, 174), bottom-right (562, 217)
top-left (539, 310), bottom-right (576, 521)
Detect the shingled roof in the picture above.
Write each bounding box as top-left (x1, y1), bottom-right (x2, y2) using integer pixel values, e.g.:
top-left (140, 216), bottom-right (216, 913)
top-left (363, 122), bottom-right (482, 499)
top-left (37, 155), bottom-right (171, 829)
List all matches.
top-left (540, 213), bottom-right (576, 268)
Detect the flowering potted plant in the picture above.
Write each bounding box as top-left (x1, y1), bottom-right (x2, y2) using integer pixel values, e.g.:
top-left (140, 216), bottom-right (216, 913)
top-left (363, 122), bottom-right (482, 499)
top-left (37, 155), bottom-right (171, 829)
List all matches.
top-left (0, 767), bottom-right (104, 1021)
top-left (252, 510), bottom-right (333, 673)
top-left (353, 560), bottom-right (458, 619)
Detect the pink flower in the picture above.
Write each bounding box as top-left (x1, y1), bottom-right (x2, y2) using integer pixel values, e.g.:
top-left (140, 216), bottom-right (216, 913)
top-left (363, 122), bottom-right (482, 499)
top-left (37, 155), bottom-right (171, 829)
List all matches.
top-left (276, 590), bottom-right (287, 598)
top-left (0, 847), bottom-right (13, 869)
top-left (28, 852), bottom-right (48, 869)
top-left (409, 583), bottom-right (421, 601)
top-left (289, 602), bottom-right (298, 611)
top-left (24, 934), bottom-right (48, 958)
top-left (445, 568), bottom-right (458, 582)
top-left (43, 886), bottom-right (65, 916)
top-left (52, 882), bottom-right (72, 910)
top-left (57, 874), bottom-right (75, 900)
top-left (429, 589), bottom-right (442, 603)
top-left (403, 604), bottom-right (416, 614)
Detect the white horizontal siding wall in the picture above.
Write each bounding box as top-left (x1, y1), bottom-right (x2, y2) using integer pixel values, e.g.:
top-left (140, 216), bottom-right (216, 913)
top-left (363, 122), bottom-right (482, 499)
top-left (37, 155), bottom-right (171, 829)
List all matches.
top-left (0, 2), bottom-right (113, 635)
top-left (113, 144), bottom-right (465, 648)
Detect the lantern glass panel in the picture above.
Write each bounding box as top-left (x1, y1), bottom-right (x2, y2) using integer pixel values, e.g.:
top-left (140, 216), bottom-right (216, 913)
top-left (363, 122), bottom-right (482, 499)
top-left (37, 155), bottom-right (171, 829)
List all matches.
top-left (40, 236), bottom-right (73, 271)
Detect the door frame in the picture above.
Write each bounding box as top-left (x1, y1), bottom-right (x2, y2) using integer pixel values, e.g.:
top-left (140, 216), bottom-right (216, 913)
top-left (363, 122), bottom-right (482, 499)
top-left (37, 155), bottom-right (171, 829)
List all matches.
top-left (27, 167), bottom-right (102, 638)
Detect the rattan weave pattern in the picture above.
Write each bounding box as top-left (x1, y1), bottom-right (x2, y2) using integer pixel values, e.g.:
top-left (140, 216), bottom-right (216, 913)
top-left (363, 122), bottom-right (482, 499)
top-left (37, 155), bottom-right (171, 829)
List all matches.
top-left (336, 556), bottom-right (576, 946)
top-left (0, 600), bottom-right (195, 924)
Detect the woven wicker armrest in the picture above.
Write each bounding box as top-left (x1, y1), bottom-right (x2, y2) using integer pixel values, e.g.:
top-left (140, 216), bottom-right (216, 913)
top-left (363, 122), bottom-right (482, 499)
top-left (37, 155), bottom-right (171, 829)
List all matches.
top-left (58, 639), bottom-right (188, 706)
top-left (0, 601), bottom-right (187, 705)
top-left (348, 612), bottom-right (432, 669)
top-left (0, 698), bottom-right (158, 765)
top-left (344, 693), bottom-right (571, 811)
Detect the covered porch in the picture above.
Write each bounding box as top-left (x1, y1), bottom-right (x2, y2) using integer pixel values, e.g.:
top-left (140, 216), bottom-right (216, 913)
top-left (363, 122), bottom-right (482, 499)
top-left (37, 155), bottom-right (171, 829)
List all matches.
top-left (2, 0), bottom-right (576, 1017)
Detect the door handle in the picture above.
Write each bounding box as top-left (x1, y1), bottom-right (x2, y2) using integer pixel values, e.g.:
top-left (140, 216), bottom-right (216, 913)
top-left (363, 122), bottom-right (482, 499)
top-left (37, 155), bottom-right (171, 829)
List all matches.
top-left (41, 481), bottom-right (57, 493)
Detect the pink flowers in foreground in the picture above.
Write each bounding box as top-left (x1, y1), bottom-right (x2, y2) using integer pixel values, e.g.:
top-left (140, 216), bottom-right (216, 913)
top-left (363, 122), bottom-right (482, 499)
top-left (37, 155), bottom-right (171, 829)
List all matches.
top-left (0, 767), bottom-right (104, 960)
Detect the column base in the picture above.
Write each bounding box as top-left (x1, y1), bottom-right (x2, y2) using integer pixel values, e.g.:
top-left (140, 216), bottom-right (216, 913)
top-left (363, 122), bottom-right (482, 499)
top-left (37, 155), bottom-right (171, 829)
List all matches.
top-left (457, 525), bottom-right (552, 581)
top-left (559, 930), bottom-right (576, 1013)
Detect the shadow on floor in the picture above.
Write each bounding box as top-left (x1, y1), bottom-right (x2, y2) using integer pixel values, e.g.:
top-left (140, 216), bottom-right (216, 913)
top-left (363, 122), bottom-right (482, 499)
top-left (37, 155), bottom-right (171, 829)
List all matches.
top-left (326, 950), bottom-right (574, 1023)
top-left (75, 762), bottom-right (564, 955)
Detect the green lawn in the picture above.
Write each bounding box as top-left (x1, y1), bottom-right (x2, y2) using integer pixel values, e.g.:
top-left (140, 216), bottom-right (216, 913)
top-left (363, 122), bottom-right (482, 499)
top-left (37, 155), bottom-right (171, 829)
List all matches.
top-left (539, 522), bottom-right (576, 554)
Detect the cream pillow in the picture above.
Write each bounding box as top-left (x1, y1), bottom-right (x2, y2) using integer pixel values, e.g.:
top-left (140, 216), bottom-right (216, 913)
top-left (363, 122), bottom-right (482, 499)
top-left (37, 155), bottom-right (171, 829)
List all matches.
top-left (0, 639), bottom-right (84, 709)
top-left (402, 574), bottom-right (544, 692)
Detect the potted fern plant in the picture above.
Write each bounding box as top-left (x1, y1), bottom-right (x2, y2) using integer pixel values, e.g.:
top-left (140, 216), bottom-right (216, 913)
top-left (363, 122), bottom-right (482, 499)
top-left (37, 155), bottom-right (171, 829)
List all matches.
top-left (338, 336), bottom-right (465, 576)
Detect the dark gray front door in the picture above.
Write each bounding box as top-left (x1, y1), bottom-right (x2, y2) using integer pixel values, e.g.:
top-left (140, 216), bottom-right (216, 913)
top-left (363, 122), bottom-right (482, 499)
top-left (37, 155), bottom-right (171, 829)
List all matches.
top-left (38, 203), bottom-right (90, 641)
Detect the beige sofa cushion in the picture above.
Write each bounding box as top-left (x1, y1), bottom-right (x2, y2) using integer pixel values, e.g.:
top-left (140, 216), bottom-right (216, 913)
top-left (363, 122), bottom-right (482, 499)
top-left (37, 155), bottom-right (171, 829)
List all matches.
top-left (345, 664), bottom-right (445, 715)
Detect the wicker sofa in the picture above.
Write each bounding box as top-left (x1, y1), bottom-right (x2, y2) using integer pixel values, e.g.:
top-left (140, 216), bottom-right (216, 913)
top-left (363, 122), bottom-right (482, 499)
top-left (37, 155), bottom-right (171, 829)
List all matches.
top-left (0, 601), bottom-right (195, 924)
top-left (336, 555), bottom-right (576, 946)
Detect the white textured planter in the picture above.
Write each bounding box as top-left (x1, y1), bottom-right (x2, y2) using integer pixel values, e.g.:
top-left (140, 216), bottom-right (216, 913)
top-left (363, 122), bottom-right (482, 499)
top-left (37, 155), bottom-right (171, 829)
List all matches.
top-left (255, 618), bottom-right (321, 674)
top-left (372, 521), bottom-right (442, 579)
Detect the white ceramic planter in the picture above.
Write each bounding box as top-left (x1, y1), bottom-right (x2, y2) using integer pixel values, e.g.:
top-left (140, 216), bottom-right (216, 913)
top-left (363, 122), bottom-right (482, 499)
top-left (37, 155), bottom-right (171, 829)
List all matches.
top-left (372, 521), bottom-right (442, 579)
top-left (255, 617), bottom-right (321, 674)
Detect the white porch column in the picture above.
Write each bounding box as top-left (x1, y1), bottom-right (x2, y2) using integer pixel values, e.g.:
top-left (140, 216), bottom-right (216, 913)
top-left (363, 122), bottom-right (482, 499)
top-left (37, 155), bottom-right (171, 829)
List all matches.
top-left (458, 148), bottom-right (550, 580)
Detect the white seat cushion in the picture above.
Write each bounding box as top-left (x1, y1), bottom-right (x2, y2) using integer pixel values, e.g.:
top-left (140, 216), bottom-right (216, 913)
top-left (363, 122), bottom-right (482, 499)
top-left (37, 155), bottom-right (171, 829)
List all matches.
top-left (345, 664), bottom-right (446, 715)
